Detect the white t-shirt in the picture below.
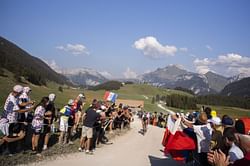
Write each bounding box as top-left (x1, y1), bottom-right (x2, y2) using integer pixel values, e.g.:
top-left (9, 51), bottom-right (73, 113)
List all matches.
top-left (19, 92), bottom-right (31, 107)
top-left (229, 143), bottom-right (244, 163)
top-left (193, 123), bottom-right (213, 153)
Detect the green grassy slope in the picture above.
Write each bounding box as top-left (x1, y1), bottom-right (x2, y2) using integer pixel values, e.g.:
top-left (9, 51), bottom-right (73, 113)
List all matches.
top-left (0, 72), bottom-right (249, 118)
top-left (0, 70), bottom-right (83, 111)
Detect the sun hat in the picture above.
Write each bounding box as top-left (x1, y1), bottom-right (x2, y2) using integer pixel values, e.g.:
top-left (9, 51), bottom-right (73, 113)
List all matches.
top-left (13, 85), bottom-right (23, 93)
top-left (49, 93), bottom-right (56, 102)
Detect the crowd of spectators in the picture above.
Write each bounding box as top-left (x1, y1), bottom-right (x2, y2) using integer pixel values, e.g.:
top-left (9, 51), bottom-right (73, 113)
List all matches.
top-left (0, 85), bottom-right (133, 156)
top-left (162, 107), bottom-right (250, 166)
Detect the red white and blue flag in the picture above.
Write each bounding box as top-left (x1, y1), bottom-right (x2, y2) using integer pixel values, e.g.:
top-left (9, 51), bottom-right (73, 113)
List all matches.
top-left (103, 91), bottom-right (118, 103)
top-left (162, 115), bottom-right (196, 161)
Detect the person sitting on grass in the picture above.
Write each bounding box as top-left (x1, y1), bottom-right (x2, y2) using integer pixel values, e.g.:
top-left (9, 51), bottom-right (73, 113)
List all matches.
top-left (0, 128), bottom-right (26, 156)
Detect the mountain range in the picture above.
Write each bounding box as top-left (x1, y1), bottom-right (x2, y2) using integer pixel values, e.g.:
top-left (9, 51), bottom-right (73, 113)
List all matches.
top-left (63, 64), bottom-right (248, 96)
top-left (0, 36), bottom-right (249, 96)
top-left (60, 68), bottom-right (107, 86)
top-left (140, 65), bottom-right (224, 95)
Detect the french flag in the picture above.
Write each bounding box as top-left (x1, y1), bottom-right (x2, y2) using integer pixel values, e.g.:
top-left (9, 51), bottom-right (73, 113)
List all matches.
top-left (103, 91), bottom-right (118, 103)
top-left (162, 115), bottom-right (196, 161)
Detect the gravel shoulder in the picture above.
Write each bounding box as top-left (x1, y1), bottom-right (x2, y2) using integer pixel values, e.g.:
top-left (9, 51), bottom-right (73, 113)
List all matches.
top-left (34, 117), bottom-right (180, 166)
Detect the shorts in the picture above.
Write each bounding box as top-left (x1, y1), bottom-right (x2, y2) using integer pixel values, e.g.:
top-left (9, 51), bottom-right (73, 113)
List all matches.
top-left (81, 126), bottom-right (93, 139)
top-left (68, 117), bottom-right (74, 127)
top-left (32, 128), bottom-right (42, 135)
top-left (43, 124), bottom-right (51, 134)
top-left (60, 117), bottom-right (68, 132)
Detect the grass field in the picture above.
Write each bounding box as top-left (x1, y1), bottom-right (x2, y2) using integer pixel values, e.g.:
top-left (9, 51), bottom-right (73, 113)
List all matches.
top-left (0, 72), bottom-right (249, 119)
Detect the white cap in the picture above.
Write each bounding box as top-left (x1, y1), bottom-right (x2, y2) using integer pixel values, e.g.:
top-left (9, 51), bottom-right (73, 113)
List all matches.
top-left (101, 105), bottom-right (106, 110)
top-left (78, 94), bottom-right (84, 98)
top-left (13, 85), bottom-right (23, 93)
top-left (49, 93), bottom-right (56, 102)
top-left (96, 110), bottom-right (102, 113)
top-left (68, 99), bottom-right (74, 106)
top-left (208, 117), bottom-right (221, 125)
top-left (23, 87), bottom-right (31, 94)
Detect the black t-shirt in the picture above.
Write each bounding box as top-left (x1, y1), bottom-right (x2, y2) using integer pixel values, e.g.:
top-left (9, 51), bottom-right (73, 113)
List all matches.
top-left (105, 107), bottom-right (114, 117)
top-left (17, 98), bottom-right (28, 122)
top-left (76, 100), bottom-right (83, 111)
top-left (44, 102), bottom-right (56, 124)
top-left (83, 107), bottom-right (101, 128)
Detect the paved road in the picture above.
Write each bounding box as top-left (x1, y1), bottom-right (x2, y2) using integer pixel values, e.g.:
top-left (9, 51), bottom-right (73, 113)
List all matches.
top-left (157, 104), bottom-right (175, 115)
top-left (36, 117), bottom-right (180, 166)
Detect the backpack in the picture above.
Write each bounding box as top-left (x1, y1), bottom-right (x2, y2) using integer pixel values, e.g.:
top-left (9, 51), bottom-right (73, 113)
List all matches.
top-left (60, 106), bottom-right (71, 117)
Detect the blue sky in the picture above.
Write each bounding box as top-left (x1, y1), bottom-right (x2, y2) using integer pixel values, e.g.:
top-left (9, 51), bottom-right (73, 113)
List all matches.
top-left (1, 0), bottom-right (250, 78)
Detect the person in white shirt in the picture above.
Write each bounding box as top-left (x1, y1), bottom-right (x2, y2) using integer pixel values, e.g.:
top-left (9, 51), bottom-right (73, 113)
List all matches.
top-left (182, 112), bottom-right (213, 165)
top-left (1, 85), bottom-right (34, 136)
top-left (223, 127), bottom-right (244, 163)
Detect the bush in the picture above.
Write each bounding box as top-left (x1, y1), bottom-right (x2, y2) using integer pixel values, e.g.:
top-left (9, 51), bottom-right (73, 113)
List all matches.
top-left (89, 81), bottom-right (122, 91)
top-left (58, 86), bottom-right (63, 92)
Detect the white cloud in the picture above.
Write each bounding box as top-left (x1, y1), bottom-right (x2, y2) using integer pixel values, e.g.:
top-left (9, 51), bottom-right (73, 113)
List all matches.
top-left (143, 69), bottom-right (153, 74)
top-left (194, 53), bottom-right (250, 76)
top-left (180, 47), bottom-right (188, 52)
top-left (206, 45), bottom-right (213, 51)
top-left (133, 36), bottom-right (177, 58)
top-left (195, 65), bottom-right (211, 74)
top-left (43, 59), bottom-right (62, 73)
top-left (56, 43), bottom-right (89, 55)
top-left (99, 71), bottom-right (113, 79)
top-left (123, 67), bottom-right (137, 79)
top-left (189, 54), bottom-right (197, 58)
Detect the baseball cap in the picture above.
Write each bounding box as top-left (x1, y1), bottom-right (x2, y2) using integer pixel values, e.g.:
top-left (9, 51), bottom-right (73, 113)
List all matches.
top-left (222, 116), bottom-right (234, 126)
top-left (68, 99), bottom-right (74, 106)
top-left (208, 117), bottom-right (221, 125)
top-left (13, 85), bottom-right (23, 93)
